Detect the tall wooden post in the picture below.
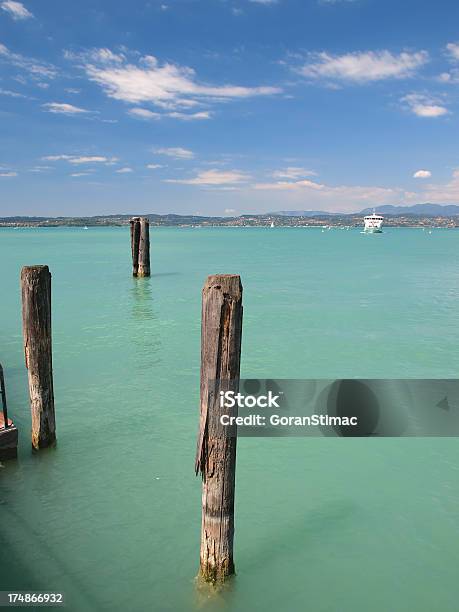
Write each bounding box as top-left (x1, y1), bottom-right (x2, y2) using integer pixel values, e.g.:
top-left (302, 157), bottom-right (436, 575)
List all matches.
top-left (21, 266), bottom-right (56, 450)
top-left (195, 274), bottom-right (243, 583)
top-left (130, 217), bottom-right (141, 277)
top-left (138, 217), bottom-right (150, 277)
top-left (130, 217), bottom-right (150, 277)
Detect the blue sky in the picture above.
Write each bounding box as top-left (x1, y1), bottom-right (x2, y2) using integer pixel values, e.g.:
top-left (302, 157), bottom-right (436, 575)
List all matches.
top-left (1, 0), bottom-right (459, 216)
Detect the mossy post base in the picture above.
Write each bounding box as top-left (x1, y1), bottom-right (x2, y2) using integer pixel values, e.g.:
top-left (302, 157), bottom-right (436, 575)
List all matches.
top-left (195, 275), bottom-right (243, 584)
top-left (198, 560), bottom-right (236, 585)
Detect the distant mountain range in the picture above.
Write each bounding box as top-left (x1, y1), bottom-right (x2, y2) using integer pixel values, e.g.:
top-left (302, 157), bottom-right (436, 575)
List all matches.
top-left (361, 204), bottom-right (459, 215)
top-left (277, 210), bottom-right (335, 217)
top-left (277, 204), bottom-right (459, 217)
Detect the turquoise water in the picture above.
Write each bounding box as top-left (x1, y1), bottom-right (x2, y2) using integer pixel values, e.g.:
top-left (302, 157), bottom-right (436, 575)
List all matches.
top-left (1, 226), bottom-right (459, 611)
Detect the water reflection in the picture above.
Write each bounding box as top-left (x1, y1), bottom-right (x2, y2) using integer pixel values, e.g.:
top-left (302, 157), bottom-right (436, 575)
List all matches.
top-left (0, 494), bottom-right (103, 609)
top-left (131, 278), bottom-right (155, 321)
top-left (130, 278), bottom-right (162, 369)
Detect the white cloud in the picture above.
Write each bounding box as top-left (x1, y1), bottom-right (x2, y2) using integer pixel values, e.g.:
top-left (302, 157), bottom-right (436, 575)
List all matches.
top-left (202, 159), bottom-right (229, 166)
top-left (249, 0), bottom-right (278, 4)
top-left (419, 168), bottom-right (459, 203)
top-left (165, 169), bottom-right (249, 185)
top-left (146, 164), bottom-right (164, 169)
top-left (70, 172), bottom-right (92, 177)
top-left (402, 94), bottom-right (449, 118)
top-left (439, 70), bottom-right (459, 84)
top-left (73, 48), bottom-right (281, 112)
top-left (29, 165), bottom-right (52, 172)
top-left (254, 178), bottom-right (325, 191)
top-left (0, 87), bottom-right (27, 97)
top-left (252, 177), bottom-right (404, 211)
top-left (128, 107), bottom-right (211, 121)
top-left (297, 50), bottom-right (428, 83)
top-left (71, 156), bottom-right (118, 165)
top-left (413, 170), bottom-right (431, 179)
top-left (168, 111), bottom-right (211, 120)
top-left (41, 155), bottom-right (73, 161)
top-left (0, 42), bottom-right (56, 79)
top-left (438, 72), bottom-right (453, 83)
top-left (42, 154), bottom-right (119, 165)
top-left (154, 147), bottom-right (194, 159)
top-left (446, 42), bottom-right (459, 62)
top-left (1, 1), bottom-right (33, 20)
top-left (90, 48), bottom-right (125, 64)
top-left (0, 171), bottom-right (17, 177)
top-left (128, 107), bottom-right (161, 120)
top-left (224, 208), bottom-right (237, 213)
top-left (43, 102), bottom-right (92, 115)
top-left (272, 167), bottom-right (317, 179)
top-left (115, 167), bottom-right (133, 173)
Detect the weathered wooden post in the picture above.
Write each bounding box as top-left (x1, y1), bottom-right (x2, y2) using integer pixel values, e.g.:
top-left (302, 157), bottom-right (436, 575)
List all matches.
top-left (21, 265), bottom-right (56, 450)
top-left (130, 217), bottom-right (141, 276)
top-left (195, 274), bottom-right (243, 583)
top-left (138, 217), bottom-right (150, 277)
top-left (0, 364), bottom-right (10, 430)
top-left (130, 216), bottom-right (150, 277)
top-left (0, 364), bottom-right (18, 460)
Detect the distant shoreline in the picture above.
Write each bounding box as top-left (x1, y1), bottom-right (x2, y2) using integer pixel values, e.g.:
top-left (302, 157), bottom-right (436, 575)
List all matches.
top-left (1, 213), bottom-right (459, 229)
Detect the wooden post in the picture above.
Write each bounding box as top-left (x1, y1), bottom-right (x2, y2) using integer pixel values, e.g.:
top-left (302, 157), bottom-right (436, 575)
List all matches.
top-left (0, 364), bottom-right (18, 460)
top-left (130, 217), bottom-right (141, 277)
top-left (137, 217), bottom-right (150, 277)
top-left (195, 274), bottom-right (243, 583)
top-left (21, 266), bottom-right (56, 450)
top-left (0, 364), bottom-right (9, 430)
top-left (130, 217), bottom-right (150, 277)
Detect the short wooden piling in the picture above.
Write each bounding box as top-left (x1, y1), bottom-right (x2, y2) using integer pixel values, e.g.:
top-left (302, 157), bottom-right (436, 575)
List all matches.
top-left (130, 217), bottom-right (141, 276)
top-left (21, 265), bottom-right (56, 450)
top-left (195, 274), bottom-right (243, 583)
top-left (0, 364), bottom-right (18, 461)
top-left (130, 216), bottom-right (150, 277)
top-left (138, 217), bottom-right (150, 277)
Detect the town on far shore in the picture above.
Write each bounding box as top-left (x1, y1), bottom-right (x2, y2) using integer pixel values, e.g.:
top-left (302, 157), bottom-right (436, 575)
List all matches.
top-left (2, 207), bottom-right (459, 229)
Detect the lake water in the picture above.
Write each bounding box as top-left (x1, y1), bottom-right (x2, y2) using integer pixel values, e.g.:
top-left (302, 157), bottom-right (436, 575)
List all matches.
top-left (1, 226), bottom-right (459, 611)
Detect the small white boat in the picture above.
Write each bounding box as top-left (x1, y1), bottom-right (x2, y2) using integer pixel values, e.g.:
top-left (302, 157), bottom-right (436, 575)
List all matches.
top-left (363, 212), bottom-right (383, 233)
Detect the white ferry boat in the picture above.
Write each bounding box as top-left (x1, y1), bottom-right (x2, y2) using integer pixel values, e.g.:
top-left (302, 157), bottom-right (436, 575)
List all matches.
top-left (363, 212), bottom-right (383, 233)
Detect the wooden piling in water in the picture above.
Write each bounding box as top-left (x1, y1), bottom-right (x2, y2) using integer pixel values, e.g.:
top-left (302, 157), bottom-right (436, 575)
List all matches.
top-left (0, 364), bottom-right (18, 461)
top-left (130, 217), bottom-right (150, 277)
top-left (21, 265), bottom-right (56, 450)
top-left (138, 217), bottom-right (150, 277)
top-left (130, 217), bottom-right (141, 276)
top-left (195, 274), bottom-right (243, 584)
